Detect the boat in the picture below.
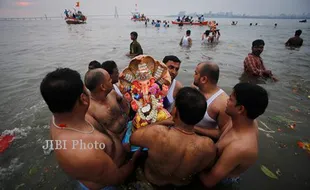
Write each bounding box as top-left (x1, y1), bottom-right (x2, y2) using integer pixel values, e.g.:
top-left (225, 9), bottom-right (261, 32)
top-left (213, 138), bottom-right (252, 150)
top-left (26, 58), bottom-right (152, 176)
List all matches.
top-left (65, 17), bottom-right (86, 24)
top-left (171, 21), bottom-right (209, 26)
top-left (299, 19), bottom-right (307, 23)
top-left (231, 21), bottom-right (238, 25)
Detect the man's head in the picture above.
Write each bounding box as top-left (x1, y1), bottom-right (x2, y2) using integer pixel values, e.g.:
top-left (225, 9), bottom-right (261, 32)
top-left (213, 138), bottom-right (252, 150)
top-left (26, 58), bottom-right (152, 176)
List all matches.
top-left (226, 83), bottom-right (268, 120)
top-left (162, 55), bottom-right (181, 80)
top-left (186, 30), bottom-right (191, 36)
top-left (173, 87), bottom-right (206, 125)
top-left (88, 60), bottom-right (101, 70)
top-left (194, 62), bottom-right (219, 88)
top-left (295, 29), bottom-right (302, 37)
top-left (84, 68), bottom-right (113, 94)
top-left (251, 39), bottom-right (265, 56)
top-left (130, 31), bottom-right (138, 40)
top-left (40, 68), bottom-right (90, 114)
top-left (101, 60), bottom-right (119, 84)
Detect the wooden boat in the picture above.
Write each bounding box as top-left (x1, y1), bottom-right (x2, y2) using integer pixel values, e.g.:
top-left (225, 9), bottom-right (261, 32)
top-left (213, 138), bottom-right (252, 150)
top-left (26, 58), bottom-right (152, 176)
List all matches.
top-left (171, 21), bottom-right (209, 26)
top-left (65, 17), bottom-right (86, 24)
top-left (299, 19), bottom-right (307, 23)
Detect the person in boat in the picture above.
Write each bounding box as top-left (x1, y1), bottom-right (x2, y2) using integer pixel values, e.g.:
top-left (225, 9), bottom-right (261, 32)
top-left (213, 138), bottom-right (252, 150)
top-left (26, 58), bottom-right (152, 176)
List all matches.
top-left (193, 62), bottom-right (231, 141)
top-left (243, 39), bottom-right (278, 81)
top-left (176, 16), bottom-right (181, 22)
top-left (40, 68), bottom-right (142, 190)
top-left (285, 29), bottom-right (303, 47)
top-left (88, 60), bottom-right (101, 70)
top-left (200, 83), bottom-right (268, 188)
top-left (162, 55), bottom-right (183, 113)
top-left (179, 30), bottom-right (192, 47)
top-left (101, 60), bottom-right (122, 97)
top-left (84, 68), bottom-right (130, 138)
top-left (130, 87), bottom-right (216, 187)
top-left (127, 31), bottom-right (143, 57)
top-left (64, 9), bottom-right (69, 18)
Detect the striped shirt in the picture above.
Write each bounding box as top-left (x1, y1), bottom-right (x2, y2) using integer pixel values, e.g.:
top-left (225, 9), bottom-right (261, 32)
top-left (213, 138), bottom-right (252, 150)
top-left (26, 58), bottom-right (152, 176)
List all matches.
top-left (243, 53), bottom-right (266, 76)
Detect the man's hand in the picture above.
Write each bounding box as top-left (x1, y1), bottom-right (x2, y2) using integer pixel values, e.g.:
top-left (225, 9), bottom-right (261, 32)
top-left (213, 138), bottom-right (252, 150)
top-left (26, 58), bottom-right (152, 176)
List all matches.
top-left (271, 76), bottom-right (278, 82)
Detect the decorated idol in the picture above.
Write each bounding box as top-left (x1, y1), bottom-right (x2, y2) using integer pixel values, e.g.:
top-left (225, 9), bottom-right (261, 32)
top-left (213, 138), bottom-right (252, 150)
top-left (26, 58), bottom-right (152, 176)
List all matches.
top-left (119, 55), bottom-right (171, 131)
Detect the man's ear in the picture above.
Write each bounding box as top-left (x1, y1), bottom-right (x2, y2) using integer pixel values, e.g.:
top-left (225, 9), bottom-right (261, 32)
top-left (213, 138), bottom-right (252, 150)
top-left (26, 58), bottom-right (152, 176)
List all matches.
top-left (201, 76), bottom-right (208, 84)
top-left (238, 105), bottom-right (245, 115)
top-left (80, 93), bottom-right (89, 106)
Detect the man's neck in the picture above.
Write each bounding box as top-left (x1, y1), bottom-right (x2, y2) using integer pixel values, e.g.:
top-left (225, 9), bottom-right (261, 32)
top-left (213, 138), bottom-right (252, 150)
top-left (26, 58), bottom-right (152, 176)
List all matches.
top-left (53, 112), bottom-right (86, 128)
top-left (91, 92), bottom-right (108, 104)
top-left (231, 116), bottom-right (255, 131)
top-left (199, 84), bottom-right (219, 95)
top-left (174, 119), bottom-right (194, 132)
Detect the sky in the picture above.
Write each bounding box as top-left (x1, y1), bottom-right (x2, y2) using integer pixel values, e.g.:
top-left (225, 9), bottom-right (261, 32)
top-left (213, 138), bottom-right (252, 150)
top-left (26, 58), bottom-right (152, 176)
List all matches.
top-left (0, 0), bottom-right (309, 17)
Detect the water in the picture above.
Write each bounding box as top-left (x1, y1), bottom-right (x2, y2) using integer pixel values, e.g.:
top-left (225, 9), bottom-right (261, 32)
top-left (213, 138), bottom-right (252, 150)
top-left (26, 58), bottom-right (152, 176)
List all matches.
top-left (0, 17), bottom-right (309, 190)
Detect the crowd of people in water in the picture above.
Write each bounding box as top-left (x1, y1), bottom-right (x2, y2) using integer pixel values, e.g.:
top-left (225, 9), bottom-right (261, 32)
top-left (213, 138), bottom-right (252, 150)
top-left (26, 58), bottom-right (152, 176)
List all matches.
top-left (39, 25), bottom-right (304, 190)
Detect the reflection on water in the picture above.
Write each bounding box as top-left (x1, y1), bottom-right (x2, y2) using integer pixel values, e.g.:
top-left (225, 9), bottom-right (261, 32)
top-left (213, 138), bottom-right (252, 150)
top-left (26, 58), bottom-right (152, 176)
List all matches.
top-left (0, 17), bottom-right (309, 190)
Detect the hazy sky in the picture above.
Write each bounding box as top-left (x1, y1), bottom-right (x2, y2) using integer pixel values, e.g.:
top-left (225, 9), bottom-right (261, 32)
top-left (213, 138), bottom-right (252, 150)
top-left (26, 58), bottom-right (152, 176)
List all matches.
top-left (0, 0), bottom-right (309, 17)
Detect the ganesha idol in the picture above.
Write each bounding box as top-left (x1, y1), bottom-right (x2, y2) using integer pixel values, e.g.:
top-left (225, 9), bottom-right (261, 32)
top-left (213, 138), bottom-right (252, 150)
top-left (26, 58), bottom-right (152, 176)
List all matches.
top-left (118, 55), bottom-right (172, 132)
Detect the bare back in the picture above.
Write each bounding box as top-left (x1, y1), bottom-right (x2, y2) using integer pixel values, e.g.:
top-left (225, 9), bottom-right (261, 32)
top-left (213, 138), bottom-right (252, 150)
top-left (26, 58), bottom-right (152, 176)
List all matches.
top-left (50, 122), bottom-right (120, 189)
top-left (216, 120), bottom-right (258, 177)
top-left (133, 125), bottom-right (216, 186)
top-left (88, 91), bottom-right (129, 136)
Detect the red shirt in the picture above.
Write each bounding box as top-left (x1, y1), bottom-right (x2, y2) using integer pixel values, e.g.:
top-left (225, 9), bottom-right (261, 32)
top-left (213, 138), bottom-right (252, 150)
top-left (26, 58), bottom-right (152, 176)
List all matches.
top-left (243, 53), bottom-right (266, 76)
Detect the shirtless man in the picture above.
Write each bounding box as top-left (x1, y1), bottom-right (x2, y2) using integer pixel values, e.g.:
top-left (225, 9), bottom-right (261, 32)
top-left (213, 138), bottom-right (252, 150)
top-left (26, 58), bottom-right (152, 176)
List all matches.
top-left (130, 87), bottom-right (216, 186)
top-left (200, 82), bottom-right (268, 187)
top-left (162, 55), bottom-right (183, 112)
top-left (285, 29), bottom-right (303, 47)
top-left (193, 62), bottom-right (231, 140)
top-left (84, 68), bottom-right (130, 138)
top-left (101, 60), bottom-right (122, 97)
top-left (40, 68), bottom-right (140, 190)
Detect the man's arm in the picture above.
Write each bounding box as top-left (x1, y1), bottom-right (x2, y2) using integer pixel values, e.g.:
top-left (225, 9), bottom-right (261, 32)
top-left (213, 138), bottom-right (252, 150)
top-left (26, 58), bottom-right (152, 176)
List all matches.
top-left (194, 126), bottom-right (220, 139)
top-left (285, 38), bottom-right (292, 46)
top-left (199, 144), bottom-right (242, 188)
top-left (188, 38), bottom-right (192, 46)
top-left (113, 90), bottom-right (130, 114)
top-left (179, 38), bottom-right (183, 46)
top-left (75, 149), bottom-right (140, 187)
top-left (216, 101), bottom-right (232, 134)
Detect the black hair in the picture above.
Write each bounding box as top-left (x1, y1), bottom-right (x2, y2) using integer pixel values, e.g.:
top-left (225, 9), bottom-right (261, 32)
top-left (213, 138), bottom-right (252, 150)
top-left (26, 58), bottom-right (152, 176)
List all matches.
top-left (102, 60), bottom-right (117, 75)
top-left (84, 69), bottom-right (105, 92)
top-left (233, 83), bottom-right (268, 120)
top-left (186, 30), bottom-right (191, 35)
top-left (162, 55), bottom-right (181, 64)
top-left (295, 29), bottom-right (302, 36)
top-left (40, 68), bottom-right (83, 113)
top-left (175, 87), bottom-right (207, 125)
top-left (199, 62), bottom-right (219, 84)
top-left (130, 31), bottom-right (138, 38)
top-left (204, 30), bottom-right (210, 36)
top-left (252, 39), bottom-right (265, 47)
top-left (88, 60), bottom-right (101, 70)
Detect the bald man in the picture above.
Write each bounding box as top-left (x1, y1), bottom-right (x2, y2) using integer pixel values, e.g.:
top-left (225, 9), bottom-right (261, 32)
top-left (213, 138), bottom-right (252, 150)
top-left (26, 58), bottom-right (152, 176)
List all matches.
top-left (193, 62), bottom-right (231, 140)
top-left (84, 68), bottom-right (130, 139)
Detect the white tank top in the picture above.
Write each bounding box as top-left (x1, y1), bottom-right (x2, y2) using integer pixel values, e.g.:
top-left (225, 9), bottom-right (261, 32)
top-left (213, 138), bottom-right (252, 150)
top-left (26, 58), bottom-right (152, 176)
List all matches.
top-left (113, 84), bottom-right (123, 97)
top-left (182, 36), bottom-right (189, 47)
top-left (196, 89), bottom-right (224, 128)
top-left (164, 79), bottom-right (176, 113)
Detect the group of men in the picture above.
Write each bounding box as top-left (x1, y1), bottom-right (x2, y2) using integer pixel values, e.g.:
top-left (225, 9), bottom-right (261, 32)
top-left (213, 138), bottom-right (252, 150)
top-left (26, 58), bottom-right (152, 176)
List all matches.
top-left (40, 53), bottom-right (269, 189)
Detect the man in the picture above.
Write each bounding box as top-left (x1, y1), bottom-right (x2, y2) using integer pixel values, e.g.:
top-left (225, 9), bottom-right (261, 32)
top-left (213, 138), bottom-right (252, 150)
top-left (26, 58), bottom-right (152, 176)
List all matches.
top-left (101, 60), bottom-right (122, 97)
top-left (40, 68), bottom-right (141, 190)
top-left (179, 30), bottom-right (192, 47)
top-left (130, 87), bottom-right (216, 186)
top-left (88, 60), bottom-right (101, 70)
top-left (285, 29), bottom-right (303, 47)
top-left (200, 83), bottom-right (269, 187)
top-left (162, 55), bottom-right (183, 112)
top-left (193, 62), bottom-right (231, 140)
top-left (127, 31), bottom-right (143, 57)
top-left (84, 68), bottom-right (129, 138)
top-left (243, 39), bottom-right (277, 81)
